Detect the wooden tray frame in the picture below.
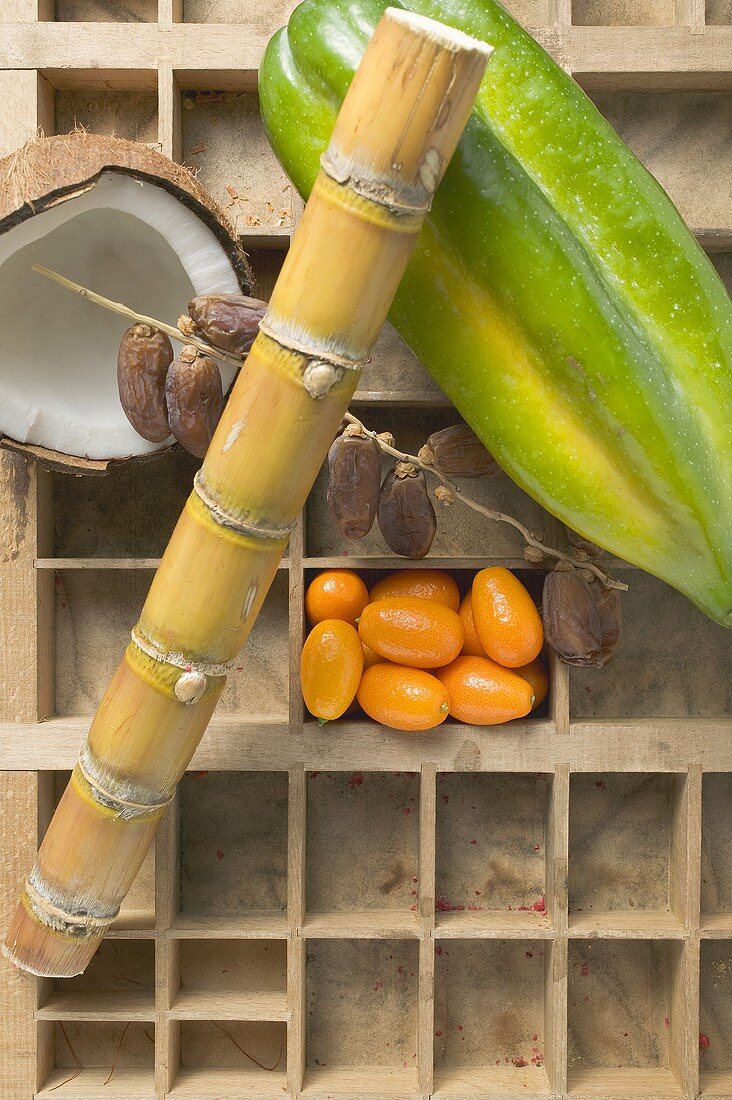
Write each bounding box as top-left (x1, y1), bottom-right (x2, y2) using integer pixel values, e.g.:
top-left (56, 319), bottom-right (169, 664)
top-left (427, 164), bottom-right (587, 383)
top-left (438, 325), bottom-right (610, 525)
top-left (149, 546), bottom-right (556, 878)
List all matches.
top-left (1, 1), bottom-right (731, 1097)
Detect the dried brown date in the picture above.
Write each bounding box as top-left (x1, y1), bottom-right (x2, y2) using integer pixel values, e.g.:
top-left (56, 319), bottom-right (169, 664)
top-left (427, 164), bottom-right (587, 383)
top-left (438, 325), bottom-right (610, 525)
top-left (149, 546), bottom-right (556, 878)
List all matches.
top-left (377, 463), bottom-right (437, 559)
top-left (117, 324), bottom-right (173, 443)
top-left (542, 569), bottom-right (622, 667)
top-left (165, 345), bottom-right (223, 459)
top-left (327, 427), bottom-right (381, 539)
top-left (186, 294), bottom-right (267, 356)
top-left (421, 423), bottom-right (498, 478)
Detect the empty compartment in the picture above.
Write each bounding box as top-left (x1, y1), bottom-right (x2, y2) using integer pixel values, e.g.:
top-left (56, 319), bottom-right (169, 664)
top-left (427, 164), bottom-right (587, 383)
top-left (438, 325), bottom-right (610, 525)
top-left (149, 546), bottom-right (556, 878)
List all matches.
top-left (55, 569), bottom-right (152, 715)
top-left (54, 566), bottom-right (287, 717)
top-left (306, 408), bottom-right (551, 559)
top-left (567, 940), bottom-right (683, 1096)
top-left (435, 774), bottom-right (548, 931)
top-left (37, 1021), bottom-right (155, 1097)
top-left (54, 87), bottom-right (158, 142)
top-left (357, 321), bottom-right (445, 402)
top-left (433, 939), bottom-right (549, 1095)
top-left (699, 941), bottom-right (732, 1096)
top-left (306, 772), bottom-right (420, 927)
top-left (570, 573), bottom-right (732, 718)
top-left (701, 774), bottom-right (732, 925)
top-left (179, 771), bottom-right (288, 919)
top-left (46, 772), bottom-right (156, 930)
top-left (500, 0), bottom-right (551, 26)
top-left (173, 1021), bottom-right (286, 1095)
top-left (706, 0), bottom-right (732, 22)
top-left (181, 87), bottom-right (293, 232)
top-left (38, 939), bottom-right (155, 1019)
top-left (53, 449), bottom-right (200, 559)
top-left (183, 0), bottom-right (295, 29)
top-left (587, 92), bottom-right (732, 232)
top-left (573, 0), bottom-right (674, 24)
top-left (54, 0), bottom-right (156, 19)
top-left (173, 940), bottom-right (287, 1019)
top-left (568, 773), bottom-right (684, 931)
top-left (305, 939), bottom-right (419, 1093)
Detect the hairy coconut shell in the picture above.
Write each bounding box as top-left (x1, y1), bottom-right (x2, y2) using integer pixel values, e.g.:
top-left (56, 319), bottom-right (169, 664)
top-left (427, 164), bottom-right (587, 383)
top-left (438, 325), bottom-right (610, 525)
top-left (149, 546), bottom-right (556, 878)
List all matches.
top-left (0, 131), bottom-right (252, 474)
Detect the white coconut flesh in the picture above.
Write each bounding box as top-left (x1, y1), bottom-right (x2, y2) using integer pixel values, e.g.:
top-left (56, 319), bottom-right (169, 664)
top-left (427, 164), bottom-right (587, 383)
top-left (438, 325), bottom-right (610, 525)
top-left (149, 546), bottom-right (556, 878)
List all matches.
top-left (0, 171), bottom-right (241, 460)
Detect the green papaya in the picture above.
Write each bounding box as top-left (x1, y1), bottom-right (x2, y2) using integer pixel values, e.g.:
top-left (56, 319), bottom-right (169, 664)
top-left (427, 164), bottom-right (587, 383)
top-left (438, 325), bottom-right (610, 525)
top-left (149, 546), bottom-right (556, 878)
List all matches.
top-left (259, 0), bottom-right (732, 626)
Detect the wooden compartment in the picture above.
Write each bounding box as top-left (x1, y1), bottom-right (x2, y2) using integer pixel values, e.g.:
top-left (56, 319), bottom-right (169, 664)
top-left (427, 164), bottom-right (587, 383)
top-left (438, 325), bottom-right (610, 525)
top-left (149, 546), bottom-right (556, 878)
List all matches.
top-left (54, 567), bottom-right (288, 717)
top-left (572, 0), bottom-right (674, 25)
top-left (53, 0), bottom-right (157, 20)
top-left (305, 771), bottom-right (420, 934)
top-left (37, 1021), bottom-right (156, 1097)
top-left (699, 940), bottom-right (732, 1097)
top-left (173, 1020), bottom-right (287, 1096)
top-left (701, 774), bottom-right (732, 932)
top-left (706, 0), bottom-right (732, 23)
top-left (178, 771), bottom-right (288, 926)
top-left (172, 939), bottom-right (287, 1020)
top-left (568, 773), bottom-right (688, 935)
top-left (38, 938), bottom-right (155, 1022)
top-left (567, 940), bottom-right (684, 1096)
top-left (570, 573), bottom-right (732, 718)
top-left (53, 88), bottom-right (158, 144)
top-left (305, 938), bottom-right (420, 1094)
top-left (182, 0), bottom-right (296, 30)
top-left (587, 93), bottom-right (732, 234)
top-left (180, 85), bottom-right (294, 235)
top-left (305, 408), bottom-right (552, 562)
top-left (435, 773), bottom-right (550, 935)
top-left (433, 939), bottom-right (550, 1096)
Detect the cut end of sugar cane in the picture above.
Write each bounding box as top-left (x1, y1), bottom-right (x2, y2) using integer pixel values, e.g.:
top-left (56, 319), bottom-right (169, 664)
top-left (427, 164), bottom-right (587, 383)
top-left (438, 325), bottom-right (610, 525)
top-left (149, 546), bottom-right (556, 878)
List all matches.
top-left (0, 131), bottom-right (250, 471)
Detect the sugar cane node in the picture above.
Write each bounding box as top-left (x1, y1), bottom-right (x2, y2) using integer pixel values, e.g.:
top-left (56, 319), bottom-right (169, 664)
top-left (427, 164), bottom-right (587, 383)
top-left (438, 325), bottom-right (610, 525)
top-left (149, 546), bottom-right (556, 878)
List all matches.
top-left (3, 4), bottom-right (491, 977)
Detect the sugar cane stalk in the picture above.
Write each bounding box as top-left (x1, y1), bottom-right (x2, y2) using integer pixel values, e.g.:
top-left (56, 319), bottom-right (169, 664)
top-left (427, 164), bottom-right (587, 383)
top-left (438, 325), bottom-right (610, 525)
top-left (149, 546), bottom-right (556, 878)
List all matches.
top-left (3, 7), bottom-right (490, 977)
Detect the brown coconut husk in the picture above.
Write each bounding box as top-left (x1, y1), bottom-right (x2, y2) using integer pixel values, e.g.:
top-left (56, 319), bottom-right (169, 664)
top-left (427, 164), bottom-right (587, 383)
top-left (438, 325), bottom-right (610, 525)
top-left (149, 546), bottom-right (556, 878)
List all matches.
top-left (0, 131), bottom-right (253, 473)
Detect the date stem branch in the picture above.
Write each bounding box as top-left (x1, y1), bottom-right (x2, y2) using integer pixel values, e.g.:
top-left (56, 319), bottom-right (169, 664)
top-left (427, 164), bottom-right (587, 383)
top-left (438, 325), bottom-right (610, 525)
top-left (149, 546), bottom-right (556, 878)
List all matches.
top-left (343, 412), bottom-right (628, 591)
top-left (31, 263), bottom-right (626, 591)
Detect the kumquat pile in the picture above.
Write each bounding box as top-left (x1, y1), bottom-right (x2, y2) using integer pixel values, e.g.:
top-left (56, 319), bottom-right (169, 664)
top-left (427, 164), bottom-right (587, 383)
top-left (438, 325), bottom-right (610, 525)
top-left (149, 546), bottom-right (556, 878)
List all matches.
top-left (300, 568), bottom-right (549, 732)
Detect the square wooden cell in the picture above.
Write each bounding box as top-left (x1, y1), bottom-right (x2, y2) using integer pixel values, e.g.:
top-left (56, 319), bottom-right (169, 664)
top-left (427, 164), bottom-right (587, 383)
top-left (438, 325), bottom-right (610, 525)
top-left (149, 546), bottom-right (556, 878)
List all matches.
top-left (572, 0), bottom-right (675, 24)
top-left (174, 1020), bottom-right (287, 1095)
top-left (435, 773), bottom-right (549, 932)
top-left (699, 940), bottom-right (732, 1096)
top-left (570, 573), bottom-right (732, 718)
top-left (54, 567), bottom-right (288, 717)
top-left (180, 87), bottom-right (294, 233)
top-left (172, 939), bottom-right (288, 1021)
top-left (54, 88), bottom-right (158, 144)
top-left (306, 408), bottom-right (552, 560)
top-left (706, 0), bottom-right (732, 22)
top-left (433, 939), bottom-right (550, 1096)
top-left (701, 774), bottom-right (732, 930)
top-left (37, 1021), bottom-right (156, 1098)
top-left (306, 771), bottom-right (420, 925)
top-left (568, 773), bottom-right (686, 934)
top-left (305, 939), bottom-right (419, 1093)
top-left (179, 771), bottom-right (288, 920)
top-left (53, 0), bottom-right (156, 19)
top-left (567, 940), bottom-right (684, 1097)
top-left (588, 92), bottom-right (732, 233)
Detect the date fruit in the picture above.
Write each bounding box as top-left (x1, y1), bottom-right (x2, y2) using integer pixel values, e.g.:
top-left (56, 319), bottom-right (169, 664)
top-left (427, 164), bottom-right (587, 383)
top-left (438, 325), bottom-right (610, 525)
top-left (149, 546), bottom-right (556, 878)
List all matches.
top-left (117, 324), bottom-right (173, 443)
top-left (186, 294), bottom-right (267, 355)
top-left (542, 569), bottom-right (622, 667)
top-left (377, 463), bottom-right (437, 559)
top-left (165, 345), bottom-right (223, 459)
top-left (327, 427), bottom-right (382, 539)
top-left (422, 423), bottom-right (498, 478)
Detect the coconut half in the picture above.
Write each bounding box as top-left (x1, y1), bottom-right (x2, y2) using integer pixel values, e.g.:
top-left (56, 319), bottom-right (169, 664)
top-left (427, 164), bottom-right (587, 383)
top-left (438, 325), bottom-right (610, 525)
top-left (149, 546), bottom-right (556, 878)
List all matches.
top-left (0, 132), bottom-right (251, 471)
